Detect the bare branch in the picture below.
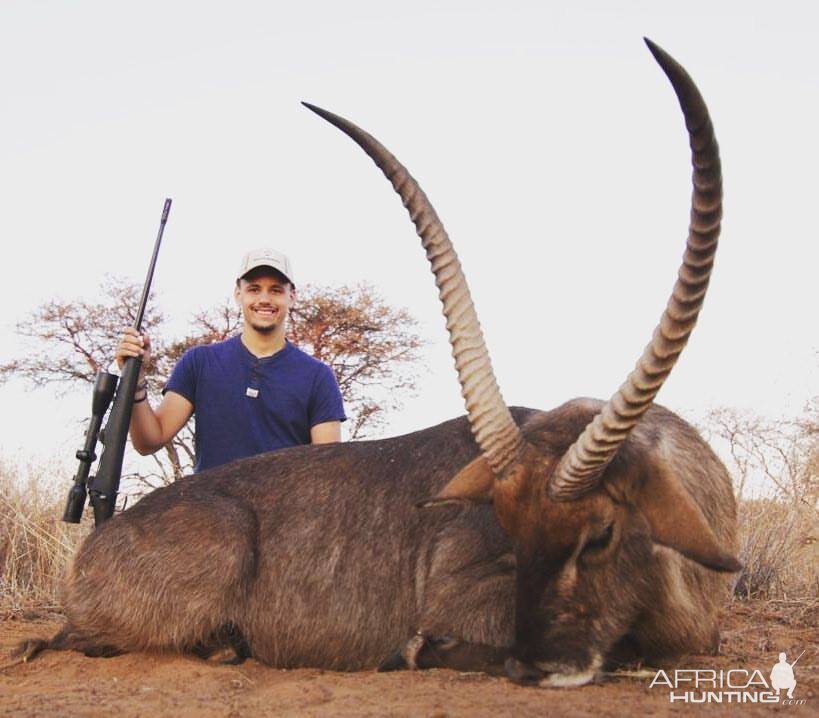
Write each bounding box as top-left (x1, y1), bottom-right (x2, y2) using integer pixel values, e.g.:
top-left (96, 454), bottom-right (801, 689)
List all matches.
top-left (4, 278), bottom-right (425, 490)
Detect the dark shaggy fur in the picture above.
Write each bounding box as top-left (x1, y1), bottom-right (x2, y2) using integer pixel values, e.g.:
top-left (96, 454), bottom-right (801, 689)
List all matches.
top-left (19, 401), bottom-right (736, 685)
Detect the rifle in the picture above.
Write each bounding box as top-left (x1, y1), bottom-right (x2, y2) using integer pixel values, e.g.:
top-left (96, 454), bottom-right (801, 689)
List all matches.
top-left (62, 198), bottom-right (172, 526)
top-left (790, 650), bottom-right (806, 667)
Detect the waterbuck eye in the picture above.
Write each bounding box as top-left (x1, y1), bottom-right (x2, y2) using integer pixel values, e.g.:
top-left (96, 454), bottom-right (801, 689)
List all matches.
top-left (582, 523), bottom-right (614, 555)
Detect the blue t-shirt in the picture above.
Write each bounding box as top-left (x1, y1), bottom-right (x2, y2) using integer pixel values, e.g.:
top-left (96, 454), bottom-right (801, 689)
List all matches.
top-left (165, 336), bottom-right (346, 472)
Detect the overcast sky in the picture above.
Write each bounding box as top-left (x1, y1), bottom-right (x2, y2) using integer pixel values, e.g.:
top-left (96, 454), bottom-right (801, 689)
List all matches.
top-left (1, 1), bottom-right (816, 476)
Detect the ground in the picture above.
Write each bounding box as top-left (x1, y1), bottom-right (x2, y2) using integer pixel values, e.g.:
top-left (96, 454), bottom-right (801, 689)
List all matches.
top-left (0, 601), bottom-right (815, 717)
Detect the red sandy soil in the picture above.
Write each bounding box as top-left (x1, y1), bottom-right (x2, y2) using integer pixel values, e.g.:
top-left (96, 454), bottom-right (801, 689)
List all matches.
top-left (1, 600), bottom-right (815, 717)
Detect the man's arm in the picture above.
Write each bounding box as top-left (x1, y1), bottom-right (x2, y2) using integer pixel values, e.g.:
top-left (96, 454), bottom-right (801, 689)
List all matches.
top-left (116, 327), bottom-right (193, 455)
top-left (310, 420), bottom-right (341, 444)
top-left (307, 362), bottom-right (346, 444)
top-left (130, 391), bottom-right (194, 455)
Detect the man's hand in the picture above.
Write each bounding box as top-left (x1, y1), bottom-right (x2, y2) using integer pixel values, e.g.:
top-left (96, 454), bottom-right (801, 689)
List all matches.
top-left (116, 328), bottom-right (151, 379)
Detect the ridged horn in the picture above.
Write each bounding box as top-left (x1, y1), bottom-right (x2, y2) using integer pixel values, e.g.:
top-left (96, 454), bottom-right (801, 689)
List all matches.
top-left (549, 39), bottom-right (723, 501)
top-left (303, 102), bottom-right (525, 474)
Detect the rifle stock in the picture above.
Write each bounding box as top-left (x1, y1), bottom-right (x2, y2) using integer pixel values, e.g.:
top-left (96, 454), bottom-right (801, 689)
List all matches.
top-left (62, 198), bottom-right (172, 526)
top-left (88, 356), bottom-right (143, 524)
top-left (62, 370), bottom-right (118, 522)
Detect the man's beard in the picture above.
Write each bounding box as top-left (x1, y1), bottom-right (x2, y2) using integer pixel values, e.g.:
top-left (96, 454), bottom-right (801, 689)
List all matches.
top-left (249, 320), bottom-right (278, 335)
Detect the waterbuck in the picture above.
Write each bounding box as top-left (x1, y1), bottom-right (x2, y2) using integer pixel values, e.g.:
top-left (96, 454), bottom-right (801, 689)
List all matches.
top-left (20, 39), bottom-right (739, 687)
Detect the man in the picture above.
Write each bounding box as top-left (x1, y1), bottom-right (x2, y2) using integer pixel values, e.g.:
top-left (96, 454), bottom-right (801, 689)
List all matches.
top-left (770, 652), bottom-right (799, 700)
top-left (117, 248), bottom-right (346, 472)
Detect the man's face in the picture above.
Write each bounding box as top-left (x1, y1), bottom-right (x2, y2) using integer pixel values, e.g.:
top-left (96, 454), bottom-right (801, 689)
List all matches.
top-left (234, 270), bottom-right (295, 335)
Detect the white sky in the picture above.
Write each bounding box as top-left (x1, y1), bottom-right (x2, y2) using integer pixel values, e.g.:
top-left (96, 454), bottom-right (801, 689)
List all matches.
top-left (1, 1), bottom-right (817, 478)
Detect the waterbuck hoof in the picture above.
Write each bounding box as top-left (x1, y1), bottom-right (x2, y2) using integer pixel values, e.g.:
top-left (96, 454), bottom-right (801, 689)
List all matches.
top-left (377, 652), bottom-right (408, 672)
top-left (505, 657), bottom-right (542, 685)
top-left (13, 639), bottom-right (48, 662)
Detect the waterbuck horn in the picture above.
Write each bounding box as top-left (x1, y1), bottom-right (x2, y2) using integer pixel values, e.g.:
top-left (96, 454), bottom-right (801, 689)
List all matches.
top-left (549, 38), bottom-right (722, 501)
top-left (303, 102), bottom-right (525, 475)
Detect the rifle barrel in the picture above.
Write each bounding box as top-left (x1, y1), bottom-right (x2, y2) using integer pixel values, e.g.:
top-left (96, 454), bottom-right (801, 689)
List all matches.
top-left (134, 198), bottom-right (172, 331)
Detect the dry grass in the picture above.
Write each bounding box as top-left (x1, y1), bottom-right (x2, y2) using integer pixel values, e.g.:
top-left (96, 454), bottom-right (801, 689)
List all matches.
top-left (0, 461), bottom-right (90, 618)
top-left (733, 498), bottom-right (818, 600)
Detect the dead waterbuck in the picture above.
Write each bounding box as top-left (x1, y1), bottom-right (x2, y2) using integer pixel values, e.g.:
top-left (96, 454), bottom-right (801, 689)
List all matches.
top-left (18, 39), bottom-right (739, 687)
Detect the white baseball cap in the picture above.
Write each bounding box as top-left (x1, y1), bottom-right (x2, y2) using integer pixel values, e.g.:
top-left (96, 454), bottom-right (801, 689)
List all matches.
top-left (237, 248), bottom-right (295, 285)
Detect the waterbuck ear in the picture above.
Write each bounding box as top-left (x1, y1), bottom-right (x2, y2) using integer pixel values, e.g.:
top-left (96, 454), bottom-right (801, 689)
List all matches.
top-left (416, 456), bottom-right (494, 509)
top-left (635, 469), bottom-right (742, 573)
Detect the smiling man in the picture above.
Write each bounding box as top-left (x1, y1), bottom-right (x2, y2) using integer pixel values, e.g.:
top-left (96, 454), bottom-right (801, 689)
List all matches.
top-left (116, 248), bottom-right (346, 473)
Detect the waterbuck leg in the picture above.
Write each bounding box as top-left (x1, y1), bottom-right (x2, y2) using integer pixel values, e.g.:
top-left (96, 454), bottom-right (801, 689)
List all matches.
top-left (192, 623), bottom-right (252, 665)
top-left (80, 644), bottom-right (123, 658)
top-left (377, 633), bottom-right (426, 672)
top-left (13, 625), bottom-right (123, 661)
top-left (417, 635), bottom-right (509, 674)
top-left (605, 634), bottom-right (642, 669)
top-left (377, 651), bottom-right (409, 672)
top-left (379, 633), bottom-right (508, 675)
